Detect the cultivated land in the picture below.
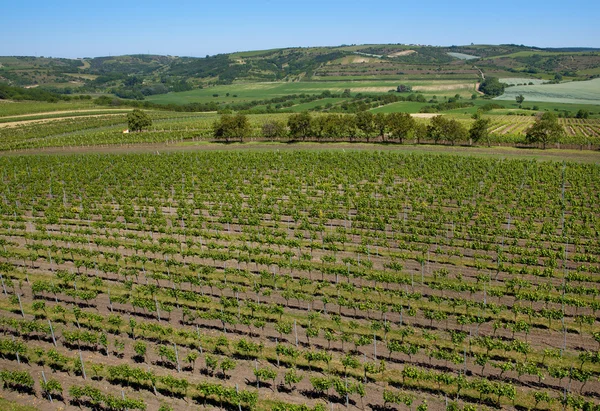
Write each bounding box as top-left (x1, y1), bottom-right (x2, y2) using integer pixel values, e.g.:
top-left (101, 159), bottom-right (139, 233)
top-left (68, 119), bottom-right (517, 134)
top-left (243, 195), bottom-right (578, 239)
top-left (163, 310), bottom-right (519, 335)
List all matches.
top-left (0, 151), bottom-right (599, 411)
top-left (1, 43), bottom-right (600, 411)
top-left (495, 78), bottom-right (600, 105)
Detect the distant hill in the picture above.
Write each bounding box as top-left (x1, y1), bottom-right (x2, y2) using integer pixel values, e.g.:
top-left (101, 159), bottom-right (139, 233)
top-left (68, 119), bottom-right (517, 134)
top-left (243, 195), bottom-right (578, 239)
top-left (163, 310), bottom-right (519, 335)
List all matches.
top-left (1, 44), bottom-right (599, 101)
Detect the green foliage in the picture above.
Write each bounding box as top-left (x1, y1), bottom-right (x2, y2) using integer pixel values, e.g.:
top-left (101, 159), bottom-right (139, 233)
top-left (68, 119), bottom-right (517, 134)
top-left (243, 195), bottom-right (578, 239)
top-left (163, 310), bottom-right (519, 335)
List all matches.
top-left (387, 112), bottom-right (415, 142)
top-left (284, 367), bottom-right (303, 388)
top-left (220, 357), bottom-right (236, 376)
top-left (427, 115), bottom-right (468, 145)
top-left (262, 120), bottom-right (287, 139)
top-left (69, 385), bottom-right (146, 410)
top-left (0, 370), bottom-right (34, 391)
top-left (469, 117), bottom-right (491, 144)
top-left (40, 378), bottom-right (62, 396)
top-left (525, 112), bottom-right (565, 148)
top-left (479, 77), bottom-right (507, 97)
top-left (127, 109), bottom-right (152, 132)
top-left (212, 113), bottom-right (250, 142)
top-left (287, 112), bottom-right (312, 139)
top-left (516, 94), bottom-right (525, 105)
top-left (134, 341), bottom-right (147, 358)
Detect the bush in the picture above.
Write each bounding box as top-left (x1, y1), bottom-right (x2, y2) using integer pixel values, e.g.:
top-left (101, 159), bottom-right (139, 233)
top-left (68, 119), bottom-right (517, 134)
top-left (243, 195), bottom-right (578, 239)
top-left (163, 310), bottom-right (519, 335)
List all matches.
top-left (127, 109), bottom-right (152, 132)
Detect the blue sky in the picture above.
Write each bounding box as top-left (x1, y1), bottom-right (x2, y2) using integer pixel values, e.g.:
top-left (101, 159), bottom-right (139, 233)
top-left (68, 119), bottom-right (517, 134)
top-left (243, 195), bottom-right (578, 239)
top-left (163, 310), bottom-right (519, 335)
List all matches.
top-left (2, 0), bottom-right (598, 58)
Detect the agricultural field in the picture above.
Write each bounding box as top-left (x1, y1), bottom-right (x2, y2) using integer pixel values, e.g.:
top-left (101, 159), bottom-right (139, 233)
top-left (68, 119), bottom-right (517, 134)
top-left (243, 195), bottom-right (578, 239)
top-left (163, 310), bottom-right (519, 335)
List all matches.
top-left (446, 53), bottom-right (479, 61)
top-left (0, 151), bottom-right (599, 411)
top-left (499, 79), bottom-right (549, 86)
top-left (146, 80), bottom-right (478, 106)
top-left (495, 79), bottom-right (600, 106)
top-left (2, 106), bottom-right (600, 151)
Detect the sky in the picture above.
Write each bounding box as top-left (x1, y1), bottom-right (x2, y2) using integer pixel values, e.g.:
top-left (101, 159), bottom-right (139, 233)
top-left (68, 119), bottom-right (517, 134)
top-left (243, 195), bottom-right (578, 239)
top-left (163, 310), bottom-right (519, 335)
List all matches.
top-left (2, 0), bottom-right (599, 58)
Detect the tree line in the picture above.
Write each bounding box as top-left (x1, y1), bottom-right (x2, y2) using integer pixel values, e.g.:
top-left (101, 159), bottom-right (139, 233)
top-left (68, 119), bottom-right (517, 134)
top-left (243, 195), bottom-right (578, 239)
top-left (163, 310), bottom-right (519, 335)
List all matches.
top-left (212, 111), bottom-right (495, 146)
top-left (211, 111), bottom-right (564, 148)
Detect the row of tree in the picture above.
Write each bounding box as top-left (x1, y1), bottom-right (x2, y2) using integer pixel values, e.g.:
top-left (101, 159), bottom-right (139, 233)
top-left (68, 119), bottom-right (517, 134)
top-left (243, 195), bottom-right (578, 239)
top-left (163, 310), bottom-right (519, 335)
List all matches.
top-left (211, 111), bottom-right (494, 145)
top-left (209, 111), bottom-right (564, 148)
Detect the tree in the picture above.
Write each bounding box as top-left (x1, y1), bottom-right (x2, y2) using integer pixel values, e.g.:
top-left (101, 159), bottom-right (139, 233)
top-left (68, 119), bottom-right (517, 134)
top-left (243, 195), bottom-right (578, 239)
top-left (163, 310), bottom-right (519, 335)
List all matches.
top-left (515, 94), bottom-right (525, 106)
top-left (525, 112), bottom-right (564, 149)
top-left (233, 113), bottom-right (251, 142)
top-left (288, 112), bottom-right (312, 140)
top-left (127, 109), bottom-right (152, 132)
top-left (576, 109), bottom-right (589, 119)
top-left (469, 116), bottom-right (491, 146)
top-left (413, 122), bottom-right (427, 144)
top-left (427, 115), bottom-right (467, 145)
top-left (355, 111), bottom-right (376, 142)
top-left (387, 112), bottom-right (415, 143)
top-left (262, 120), bottom-right (286, 141)
top-left (213, 113), bottom-right (250, 143)
top-left (373, 113), bottom-right (388, 140)
top-left (479, 77), bottom-right (507, 97)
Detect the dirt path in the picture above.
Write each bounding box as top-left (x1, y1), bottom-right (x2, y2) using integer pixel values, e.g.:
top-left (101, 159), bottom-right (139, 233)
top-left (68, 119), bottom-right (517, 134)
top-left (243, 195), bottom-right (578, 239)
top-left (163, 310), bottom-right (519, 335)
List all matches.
top-left (473, 65), bottom-right (485, 80)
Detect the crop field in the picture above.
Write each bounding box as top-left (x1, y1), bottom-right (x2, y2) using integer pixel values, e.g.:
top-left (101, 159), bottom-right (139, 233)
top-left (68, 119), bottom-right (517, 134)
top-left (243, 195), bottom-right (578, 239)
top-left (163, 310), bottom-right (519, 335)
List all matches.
top-left (146, 81), bottom-right (478, 106)
top-left (447, 53), bottom-right (479, 61)
top-left (495, 79), bottom-right (600, 105)
top-left (0, 151), bottom-right (598, 411)
top-left (0, 101), bottom-right (100, 117)
top-left (2, 109), bottom-right (600, 152)
top-left (499, 79), bottom-right (549, 86)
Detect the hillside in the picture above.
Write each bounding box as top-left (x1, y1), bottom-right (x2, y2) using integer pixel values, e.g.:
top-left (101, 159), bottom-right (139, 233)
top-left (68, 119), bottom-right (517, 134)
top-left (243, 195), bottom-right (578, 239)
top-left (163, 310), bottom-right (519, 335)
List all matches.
top-left (2, 44), bottom-right (599, 89)
top-left (1, 44), bottom-right (600, 116)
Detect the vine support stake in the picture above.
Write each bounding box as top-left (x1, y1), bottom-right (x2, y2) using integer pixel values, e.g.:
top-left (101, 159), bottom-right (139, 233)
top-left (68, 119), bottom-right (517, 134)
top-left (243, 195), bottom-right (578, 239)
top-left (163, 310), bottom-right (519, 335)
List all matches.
top-left (155, 296), bottom-right (161, 322)
top-left (48, 319), bottom-right (57, 347)
top-left (12, 336), bottom-right (20, 364)
top-left (17, 293), bottom-right (25, 317)
top-left (294, 320), bottom-right (298, 347)
top-left (41, 370), bottom-right (52, 403)
top-left (79, 350), bottom-right (87, 380)
top-left (174, 343), bottom-right (181, 373)
top-left (373, 333), bottom-right (377, 360)
top-left (236, 384), bottom-right (242, 411)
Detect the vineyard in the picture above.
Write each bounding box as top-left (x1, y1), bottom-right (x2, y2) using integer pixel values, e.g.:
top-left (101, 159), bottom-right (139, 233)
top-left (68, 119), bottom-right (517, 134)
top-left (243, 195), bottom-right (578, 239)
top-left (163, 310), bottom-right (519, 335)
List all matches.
top-left (1, 110), bottom-right (600, 151)
top-left (0, 151), bottom-right (598, 410)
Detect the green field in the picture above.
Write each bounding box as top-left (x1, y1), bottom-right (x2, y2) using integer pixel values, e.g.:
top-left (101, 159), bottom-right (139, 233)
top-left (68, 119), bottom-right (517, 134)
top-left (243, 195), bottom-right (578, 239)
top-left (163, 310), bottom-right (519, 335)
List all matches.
top-left (370, 101), bottom-right (429, 113)
top-left (0, 100), bottom-right (98, 116)
top-left (146, 80), bottom-right (477, 105)
top-left (495, 78), bottom-right (600, 105)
